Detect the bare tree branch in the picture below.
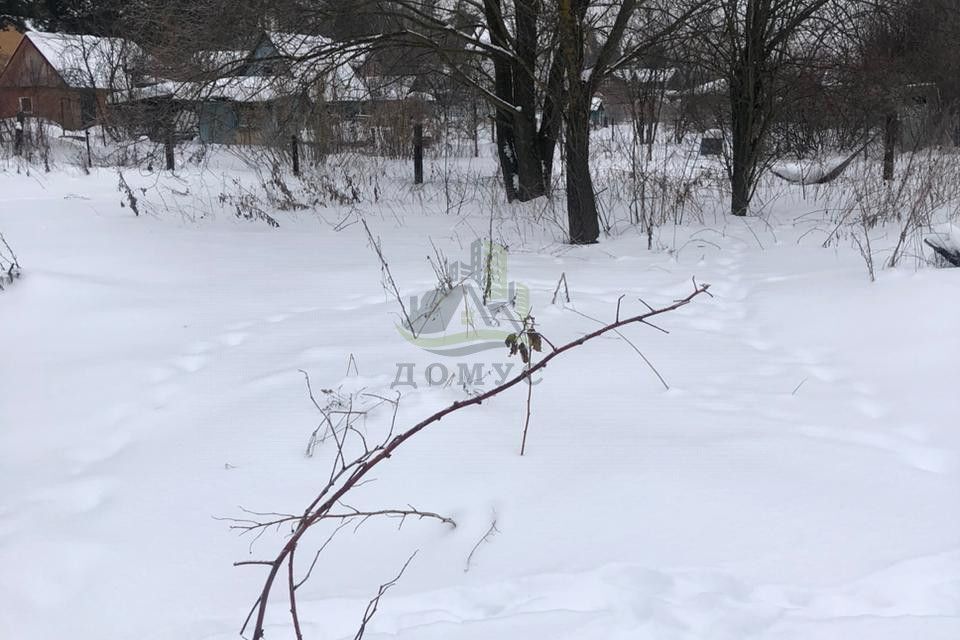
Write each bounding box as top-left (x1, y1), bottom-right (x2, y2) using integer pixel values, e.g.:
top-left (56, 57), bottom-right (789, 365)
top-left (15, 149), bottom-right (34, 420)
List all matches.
top-left (354, 551), bottom-right (419, 640)
top-left (237, 281), bottom-right (711, 639)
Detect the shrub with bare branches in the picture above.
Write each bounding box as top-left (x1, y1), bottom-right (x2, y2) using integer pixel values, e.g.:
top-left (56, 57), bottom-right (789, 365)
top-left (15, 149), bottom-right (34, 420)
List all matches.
top-left (0, 232), bottom-right (21, 289)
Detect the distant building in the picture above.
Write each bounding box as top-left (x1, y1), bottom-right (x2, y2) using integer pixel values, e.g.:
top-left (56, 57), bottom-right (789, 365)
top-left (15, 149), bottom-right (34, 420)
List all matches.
top-left (596, 66), bottom-right (683, 125)
top-left (0, 31), bottom-right (139, 130)
top-left (118, 31), bottom-right (370, 145)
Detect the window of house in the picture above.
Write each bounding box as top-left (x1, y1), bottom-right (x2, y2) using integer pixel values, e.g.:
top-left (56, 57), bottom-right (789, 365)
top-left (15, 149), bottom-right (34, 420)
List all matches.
top-left (18, 96), bottom-right (33, 114)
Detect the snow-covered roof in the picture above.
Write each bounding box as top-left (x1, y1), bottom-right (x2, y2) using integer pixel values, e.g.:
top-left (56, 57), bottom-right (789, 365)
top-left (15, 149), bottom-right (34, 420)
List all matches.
top-left (174, 76), bottom-right (283, 103)
top-left (117, 72), bottom-right (368, 106)
top-left (114, 76), bottom-right (284, 104)
top-left (109, 80), bottom-right (176, 104)
top-left (615, 67), bottom-right (678, 84)
top-left (26, 31), bottom-right (139, 90)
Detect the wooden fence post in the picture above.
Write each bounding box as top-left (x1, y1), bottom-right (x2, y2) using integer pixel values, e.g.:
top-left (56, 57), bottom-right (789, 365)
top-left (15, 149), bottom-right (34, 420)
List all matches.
top-left (291, 134), bottom-right (300, 176)
top-left (164, 128), bottom-right (175, 171)
top-left (883, 112), bottom-right (897, 181)
top-left (413, 123), bottom-right (423, 185)
top-left (85, 129), bottom-right (92, 168)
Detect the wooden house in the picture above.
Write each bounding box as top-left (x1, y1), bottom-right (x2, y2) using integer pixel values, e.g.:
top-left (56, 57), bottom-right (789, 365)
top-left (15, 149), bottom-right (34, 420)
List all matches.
top-left (0, 31), bottom-right (138, 130)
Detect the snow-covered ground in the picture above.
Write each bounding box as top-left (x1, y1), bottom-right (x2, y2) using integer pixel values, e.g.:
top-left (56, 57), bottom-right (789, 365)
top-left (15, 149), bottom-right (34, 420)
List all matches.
top-left (1, 149), bottom-right (958, 640)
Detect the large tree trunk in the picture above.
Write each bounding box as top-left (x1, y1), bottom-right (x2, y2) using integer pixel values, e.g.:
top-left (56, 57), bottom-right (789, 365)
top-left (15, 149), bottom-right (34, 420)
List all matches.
top-left (730, 79), bottom-right (756, 217)
top-left (488, 62), bottom-right (549, 204)
top-left (728, 44), bottom-right (763, 217)
top-left (511, 0), bottom-right (547, 201)
top-left (565, 87), bottom-right (600, 243)
top-left (558, 0), bottom-right (600, 243)
top-left (512, 111), bottom-right (545, 200)
top-left (484, 0), bottom-right (547, 203)
top-left (730, 93), bottom-right (756, 217)
top-left (538, 53), bottom-right (565, 189)
top-left (492, 63), bottom-right (519, 202)
top-left (730, 145), bottom-right (753, 216)
top-left (483, 0), bottom-right (518, 200)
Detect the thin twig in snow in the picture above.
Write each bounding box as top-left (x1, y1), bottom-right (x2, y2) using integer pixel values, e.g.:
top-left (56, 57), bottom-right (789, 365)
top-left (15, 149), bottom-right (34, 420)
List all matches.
top-left (464, 517), bottom-right (500, 573)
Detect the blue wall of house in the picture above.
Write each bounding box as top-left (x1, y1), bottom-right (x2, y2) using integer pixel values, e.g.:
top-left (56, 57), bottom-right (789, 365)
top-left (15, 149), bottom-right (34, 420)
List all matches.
top-left (198, 101), bottom-right (238, 144)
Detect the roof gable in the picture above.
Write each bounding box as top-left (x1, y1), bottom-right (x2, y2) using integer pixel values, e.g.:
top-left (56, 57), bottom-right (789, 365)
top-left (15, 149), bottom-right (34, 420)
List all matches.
top-left (0, 35), bottom-right (67, 88)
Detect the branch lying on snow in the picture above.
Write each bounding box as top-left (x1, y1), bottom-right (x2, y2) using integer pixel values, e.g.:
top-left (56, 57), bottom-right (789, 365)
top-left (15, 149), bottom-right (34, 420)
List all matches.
top-left (924, 225), bottom-right (960, 267)
top-left (220, 505), bottom-right (455, 537)
top-left (235, 280), bottom-right (712, 640)
top-left (771, 137), bottom-right (873, 186)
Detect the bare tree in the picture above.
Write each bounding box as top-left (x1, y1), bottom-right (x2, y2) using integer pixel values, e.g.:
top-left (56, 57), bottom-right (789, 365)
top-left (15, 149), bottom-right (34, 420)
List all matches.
top-left (691, 0), bottom-right (835, 216)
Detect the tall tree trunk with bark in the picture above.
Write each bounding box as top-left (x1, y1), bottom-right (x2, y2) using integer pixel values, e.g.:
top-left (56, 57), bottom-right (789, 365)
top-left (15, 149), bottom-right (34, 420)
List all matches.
top-left (484, 0), bottom-right (546, 202)
top-left (564, 86), bottom-right (601, 243)
top-left (559, 0), bottom-right (600, 243)
top-left (729, 64), bottom-right (762, 216)
top-left (491, 60), bottom-right (519, 201)
top-left (538, 54), bottom-right (566, 190)
top-left (511, 0), bottom-right (547, 200)
top-left (727, 2), bottom-right (766, 217)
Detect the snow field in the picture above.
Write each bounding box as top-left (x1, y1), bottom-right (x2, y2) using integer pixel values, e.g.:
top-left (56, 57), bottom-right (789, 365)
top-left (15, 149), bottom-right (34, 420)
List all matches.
top-left (0, 152), bottom-right (958, 640)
